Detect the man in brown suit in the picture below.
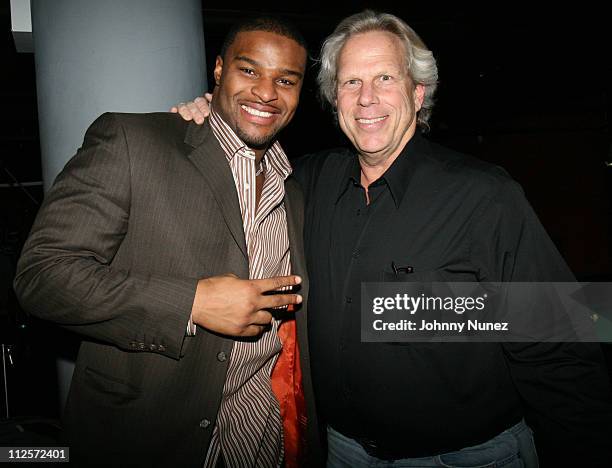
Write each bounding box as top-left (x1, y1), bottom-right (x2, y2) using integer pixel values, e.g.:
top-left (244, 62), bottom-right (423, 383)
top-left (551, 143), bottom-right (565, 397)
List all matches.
top-left (14, 17), bottom-right (320, 467)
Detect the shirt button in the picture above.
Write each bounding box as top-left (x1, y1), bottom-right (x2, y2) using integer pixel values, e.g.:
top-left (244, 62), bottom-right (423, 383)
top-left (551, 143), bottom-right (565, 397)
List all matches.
top-left (345, 296), bottom-right (352, 304)
top-left (351, 250), bottom-right (360, 259)
top-left (199, 418), bottom-right (211, 429)
top-left (217, 351), bottom-right (227, 362)
top-left (245, 183), bottom-right (250, 190)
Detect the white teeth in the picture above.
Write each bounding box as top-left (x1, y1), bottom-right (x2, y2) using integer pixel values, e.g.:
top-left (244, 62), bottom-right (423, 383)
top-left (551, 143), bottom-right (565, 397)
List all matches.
top-left (241, 105), bottom-right (273, 118)
top-left (357, 116), bottom-right (386, 124)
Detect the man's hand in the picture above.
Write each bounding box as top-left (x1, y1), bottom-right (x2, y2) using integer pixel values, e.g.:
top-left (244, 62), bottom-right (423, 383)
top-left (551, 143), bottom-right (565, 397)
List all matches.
top-left (191, 274), bottom-right (302, 337)
top-left (170, 93), bottom-right (212, 125)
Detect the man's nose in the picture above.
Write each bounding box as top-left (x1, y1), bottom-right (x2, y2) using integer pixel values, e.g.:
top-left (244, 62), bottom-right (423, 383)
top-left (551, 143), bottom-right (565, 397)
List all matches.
top-left (252, 79), bottom-right (278, 103)
top-left (358, 82), bottom-right (378, 106)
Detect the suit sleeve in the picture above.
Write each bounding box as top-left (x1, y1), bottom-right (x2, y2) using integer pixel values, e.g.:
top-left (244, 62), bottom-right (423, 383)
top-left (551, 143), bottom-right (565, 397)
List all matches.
top-left (470, 178), bottom-right (612, 466)
top-left (14, 113), bottom-right (197, 360)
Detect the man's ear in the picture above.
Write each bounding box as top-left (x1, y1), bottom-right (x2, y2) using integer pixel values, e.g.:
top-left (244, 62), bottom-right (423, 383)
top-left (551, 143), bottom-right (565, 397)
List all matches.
top-left (414, 84), bottom-right (425, 112)
top-left (213, 56), bottom-right (223, 86)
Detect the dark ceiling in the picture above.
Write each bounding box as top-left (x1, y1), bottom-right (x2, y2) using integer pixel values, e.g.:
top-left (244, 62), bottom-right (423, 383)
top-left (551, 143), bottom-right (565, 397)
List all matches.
top-left (2, 2), bottom-right (611, 177)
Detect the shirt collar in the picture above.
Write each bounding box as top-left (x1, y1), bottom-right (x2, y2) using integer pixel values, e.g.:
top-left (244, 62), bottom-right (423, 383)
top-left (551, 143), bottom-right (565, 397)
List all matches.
top-left (335, 131), bottom-right (428, 208)
top-left (209, 105), bottom-right (292, 180)
top-left (334, 154), bottom-right (362, 203)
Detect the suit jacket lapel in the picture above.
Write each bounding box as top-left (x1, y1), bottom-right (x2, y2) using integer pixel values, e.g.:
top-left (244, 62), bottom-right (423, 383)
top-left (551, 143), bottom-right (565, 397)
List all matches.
top-left (284, 179), bottom-right (323, 462)
top-left (184, 120), bottom-right (248, 260)
top-left (284, 180), bottom-right (307, 285)
top-left (284, 179), bottom-right (310, 353)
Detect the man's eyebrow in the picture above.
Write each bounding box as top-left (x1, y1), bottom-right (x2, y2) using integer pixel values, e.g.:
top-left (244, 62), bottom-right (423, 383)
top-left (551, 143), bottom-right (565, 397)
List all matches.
top-left (233, 55), bottom-right (303, 79)
top-left (233, 55), bottom-right (260, 67)
top-left (280, 68), bottom-right (304, 79)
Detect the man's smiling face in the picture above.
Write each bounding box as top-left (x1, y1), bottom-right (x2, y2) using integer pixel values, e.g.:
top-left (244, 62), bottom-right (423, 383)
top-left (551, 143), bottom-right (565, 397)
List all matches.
top-left (212, 30), bottom-right (306, 149)
top-left (335, 30), bottom-right (424, 166)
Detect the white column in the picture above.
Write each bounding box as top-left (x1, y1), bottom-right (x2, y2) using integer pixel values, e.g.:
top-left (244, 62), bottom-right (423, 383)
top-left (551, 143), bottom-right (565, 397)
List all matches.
top-left (30, 0), bottom-right (207, 410)
top-left (32, 0), bottom-right (207, 190)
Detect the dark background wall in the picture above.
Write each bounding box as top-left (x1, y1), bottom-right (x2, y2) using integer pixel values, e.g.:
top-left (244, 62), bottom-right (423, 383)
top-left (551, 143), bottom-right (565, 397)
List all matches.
top-left (1, 0), bottom-right (611, 422)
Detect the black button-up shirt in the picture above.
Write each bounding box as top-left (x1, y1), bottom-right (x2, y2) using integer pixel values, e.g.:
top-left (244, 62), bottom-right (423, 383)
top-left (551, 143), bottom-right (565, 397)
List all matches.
top-left (294, 133), bottom-right (612, 463)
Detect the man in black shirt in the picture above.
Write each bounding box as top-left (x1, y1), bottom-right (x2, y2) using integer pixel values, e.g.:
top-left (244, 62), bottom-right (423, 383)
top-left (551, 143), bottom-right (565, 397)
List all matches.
top-left (175, 10), bottom-right (612, 467)
top-left (297, 10), bottom-right (612, 468)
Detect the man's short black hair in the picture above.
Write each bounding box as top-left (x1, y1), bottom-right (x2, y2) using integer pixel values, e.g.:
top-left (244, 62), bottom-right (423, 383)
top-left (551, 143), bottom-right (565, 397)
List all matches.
top-left (219, 16), bottom-right (308, 60)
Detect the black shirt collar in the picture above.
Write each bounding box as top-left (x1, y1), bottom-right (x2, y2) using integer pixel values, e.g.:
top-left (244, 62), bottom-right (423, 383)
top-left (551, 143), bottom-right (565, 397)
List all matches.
top-left (335, 131), bottom-right (428, 208)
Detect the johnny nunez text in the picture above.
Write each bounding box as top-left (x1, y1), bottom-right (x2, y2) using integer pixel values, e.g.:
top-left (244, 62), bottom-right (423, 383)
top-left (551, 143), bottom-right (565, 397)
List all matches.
top-left (372, 319), bottom-right (509, 332)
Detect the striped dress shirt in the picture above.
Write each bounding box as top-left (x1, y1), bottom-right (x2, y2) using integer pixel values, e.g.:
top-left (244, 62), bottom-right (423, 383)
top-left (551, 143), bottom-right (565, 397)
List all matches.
top-left (202, 108), bottom-right (292, 468)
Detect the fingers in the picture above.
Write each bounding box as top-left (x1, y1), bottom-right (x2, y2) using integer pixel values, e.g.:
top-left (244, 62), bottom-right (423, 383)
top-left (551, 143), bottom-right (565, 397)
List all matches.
top-left (182, 101), bottom-right (201, 124)
top-left (259, 293), bottom-right (302, 310)
top-left (237, 311), bottom-right (272, 337)
top-left (194, 96), bottom-right (211, 112)
top-left (192, 273), bottom-right (300, 338)
top-left (204, 93), bottom-right (213, 103)
top-left (193, 97), bottom-right (211, 124)
top-left (240, 308), bottom-right (286, 336)
top-left (173, 97), bottom-right (210, 124)
top-left (254, 275), bottom-right (301, 293)
top-left (178, 104), bottom-right (194, 122)
top-left (251, 310), bottom-right (273, 326)
top-left (242, 324), bottom-right (266, 337)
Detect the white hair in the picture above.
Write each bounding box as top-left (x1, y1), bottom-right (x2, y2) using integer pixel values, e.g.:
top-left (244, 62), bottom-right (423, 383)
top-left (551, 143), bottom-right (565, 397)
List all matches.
top-left (318, 10), bottom-right (439, 130)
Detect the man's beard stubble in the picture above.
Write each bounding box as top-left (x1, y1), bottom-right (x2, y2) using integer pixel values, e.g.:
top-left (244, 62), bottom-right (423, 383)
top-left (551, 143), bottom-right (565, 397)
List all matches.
top-left (235, 125), bottom-right (278, 150)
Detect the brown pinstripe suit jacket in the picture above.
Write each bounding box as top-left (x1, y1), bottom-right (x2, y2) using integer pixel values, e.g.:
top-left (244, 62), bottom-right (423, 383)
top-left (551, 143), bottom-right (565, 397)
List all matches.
top-left (14, 112), bottom-right (321, 467)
